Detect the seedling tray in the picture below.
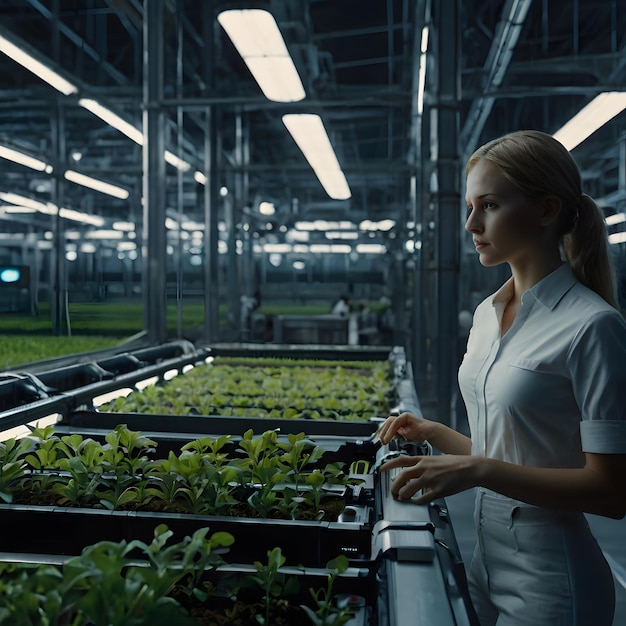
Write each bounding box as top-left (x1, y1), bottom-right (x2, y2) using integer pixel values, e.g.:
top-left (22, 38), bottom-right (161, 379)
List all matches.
top-left (0, 549), bottom-right (377, 626)
top-left (0, 503), bottom-right (374, 566)
top-left (1, 418), bottom-right (382, 567)
top-left (59, 409), bottom-right (380, 440)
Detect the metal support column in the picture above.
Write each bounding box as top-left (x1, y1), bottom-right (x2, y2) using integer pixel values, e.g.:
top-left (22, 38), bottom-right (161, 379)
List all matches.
top-left (408, 0), bottom-right (430, 398)
top-left (142, 0), bottom-right (167, 344)
top-left (230, 112), bottom-right (243, 339)
top-left (224, 190), bottom-right (238, 335)
top-left (409, 172), bottom-right (424, 379)
top-left (175, 2), bottom-right (185, 339)
top-left (392, 249), bottom-right (407, 348)
top-left (240, 114), bottom-right (254, 304)
top-left (50, 100), bottom-right (69, 336)
top-left (432, 0), bottom-right (461, 425)
top-left (203, 1), bottom-right (220, 342)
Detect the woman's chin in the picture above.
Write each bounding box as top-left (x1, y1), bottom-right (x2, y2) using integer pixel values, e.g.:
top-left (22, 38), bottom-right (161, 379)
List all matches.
top-left (477, 254), bottom-right (503, 268)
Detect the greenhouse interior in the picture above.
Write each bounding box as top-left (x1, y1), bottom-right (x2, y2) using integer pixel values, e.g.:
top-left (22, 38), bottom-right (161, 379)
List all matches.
top-left (0, 1), bottom-right (625, 624)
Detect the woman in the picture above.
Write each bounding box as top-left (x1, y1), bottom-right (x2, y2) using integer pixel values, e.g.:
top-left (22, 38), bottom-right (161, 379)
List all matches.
top-left (378, 130), bottom-right (626, 625)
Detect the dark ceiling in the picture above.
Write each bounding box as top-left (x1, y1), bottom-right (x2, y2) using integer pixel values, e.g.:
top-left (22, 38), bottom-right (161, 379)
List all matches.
top-left (0, 0), bottom-right (624, 237)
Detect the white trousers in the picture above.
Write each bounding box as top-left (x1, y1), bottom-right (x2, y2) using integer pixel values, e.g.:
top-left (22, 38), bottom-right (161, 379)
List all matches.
top-left (468, 488), bottom-right (615, 626)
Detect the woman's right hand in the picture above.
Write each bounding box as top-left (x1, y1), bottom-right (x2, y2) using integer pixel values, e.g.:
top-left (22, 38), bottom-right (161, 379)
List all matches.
top-left (376, 412), bottom-right (433, 445)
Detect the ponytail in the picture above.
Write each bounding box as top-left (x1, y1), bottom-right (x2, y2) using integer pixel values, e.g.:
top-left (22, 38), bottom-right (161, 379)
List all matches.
top-left (562, 193), bottom-right (619, 309)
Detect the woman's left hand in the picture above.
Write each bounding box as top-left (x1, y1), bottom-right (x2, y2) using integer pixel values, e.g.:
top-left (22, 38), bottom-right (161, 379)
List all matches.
top-left (380, 454), bottom-right (480, 504)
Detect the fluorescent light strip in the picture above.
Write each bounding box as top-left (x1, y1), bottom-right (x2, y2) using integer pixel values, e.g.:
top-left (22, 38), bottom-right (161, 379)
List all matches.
top-left (417, 27), bottom-right (429, 115)
top-left (326, 231), bottom-right (359, 240)
top-left (257, 242), bottom-right (353, 255)
top-left (359, 219), bottom-right (396, 231)
top-left (0, 192), bottom-right (50, 213)
top-left (0, 204), bottom-right (36, 213)
top-left (79, 98), bottom-right (143, 144)
top-left (0, 142), bottom-right (124, 216)
top-left (282, 114), bottom-right (351, 200)
top-left (164, 150), bottom-right (191, 172)
top-left (2, 135), bottom-right (183, 204)
top-left (0, 192), bottom-right (104, 226)
top-left (356, 243), bottom-right (387, 254)
top-left (553, 92), bottom-right (626, 151)
top-left (605, 212), bottom-right (626, 226)
top-left (0, 144), bottom-right (53, 173)
top-left (0, 32), bottom-right (77, 95)
top-left (217, 9), bottom-right (305, 102)
top-left (608, 232), bottom-right (626, 245)
top-left (294, 220), bottom-right (356, 231)
top-left (58, 207), bottom-right (104, 227)
top-left (182, 220), bottom-right (204, 231)
top-left (309, 244), bottom-right (352, 254)
top-left (264, 243), bottom-right (292, 253)
top-left (113, 221), bottom-right (135, 231)
top-left (79, 98), bottom-right (191, 171)
top-left (85, 230), bottom-right (124, 240)
top-left (64, 170), bottom-right (130, 200)
top-left (286, 230), bottom-right (309, 243)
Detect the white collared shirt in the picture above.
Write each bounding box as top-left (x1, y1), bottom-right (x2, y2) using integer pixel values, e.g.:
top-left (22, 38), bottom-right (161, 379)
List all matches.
top-left (458, 263), bottom-right (626, 467)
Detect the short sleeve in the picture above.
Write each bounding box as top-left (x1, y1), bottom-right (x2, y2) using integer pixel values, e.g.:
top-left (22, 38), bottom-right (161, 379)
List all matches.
top-left (567, 310), bottom-right (626, 453)
top-left (580, 421), bottom-right (626, 453)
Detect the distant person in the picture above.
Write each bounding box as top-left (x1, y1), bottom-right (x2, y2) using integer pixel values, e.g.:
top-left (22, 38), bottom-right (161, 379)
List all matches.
top-left (240, 291), bottom-right (260, 338)
top-left (378, 130), bottom-right (626, 626)
top-left (331, 295), bottom-right (350, 317)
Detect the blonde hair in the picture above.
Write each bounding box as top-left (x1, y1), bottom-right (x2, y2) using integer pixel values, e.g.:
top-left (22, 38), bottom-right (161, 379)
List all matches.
top-left (466, 130), bottom-right (619, 309)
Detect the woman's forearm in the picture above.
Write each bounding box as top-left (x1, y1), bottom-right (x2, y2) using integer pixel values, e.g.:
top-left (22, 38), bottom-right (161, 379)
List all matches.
top-left (387, 452), bottom-right (626, 519)
top-left (476, 456), bottom-right (626, 519)
top-left (427, 421), bottom-right (472, 455)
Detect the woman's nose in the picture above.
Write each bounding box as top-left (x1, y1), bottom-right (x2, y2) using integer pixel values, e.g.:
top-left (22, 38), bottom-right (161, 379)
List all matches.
top-left (465, 209), bottom-right (481, 233)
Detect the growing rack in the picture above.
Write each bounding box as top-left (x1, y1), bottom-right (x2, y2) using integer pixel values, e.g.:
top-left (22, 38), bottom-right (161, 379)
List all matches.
top-left (0, 341), bottom-right (477, 625)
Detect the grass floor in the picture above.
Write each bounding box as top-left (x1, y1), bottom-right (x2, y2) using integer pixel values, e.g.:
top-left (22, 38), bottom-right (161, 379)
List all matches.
top-left (0, 300), bottom-right (339, 369)
top-left (0, 301), bottom-right (210, 369)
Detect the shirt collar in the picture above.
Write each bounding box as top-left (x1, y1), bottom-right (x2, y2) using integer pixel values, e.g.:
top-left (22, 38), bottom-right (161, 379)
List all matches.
top-left (492, 276), bottom-right (514, 307)
top-left (529, 263), bottom-right (577, 310)
top-left (491, 263), bottom-right (576, 311)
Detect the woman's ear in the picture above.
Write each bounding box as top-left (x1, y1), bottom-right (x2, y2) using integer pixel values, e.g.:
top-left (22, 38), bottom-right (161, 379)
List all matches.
top-left (539, 194), bottom-right (562, 227)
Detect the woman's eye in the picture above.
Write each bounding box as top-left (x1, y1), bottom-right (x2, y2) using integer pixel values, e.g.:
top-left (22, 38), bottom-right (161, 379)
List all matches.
top-left (483, 202), bottom-right (496, 210)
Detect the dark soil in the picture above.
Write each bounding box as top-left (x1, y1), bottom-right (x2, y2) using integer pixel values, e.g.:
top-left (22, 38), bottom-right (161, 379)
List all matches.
top-left (9, 487), bottom-right (346, 522)
top-left (181, 596), bottom-right (309, 625)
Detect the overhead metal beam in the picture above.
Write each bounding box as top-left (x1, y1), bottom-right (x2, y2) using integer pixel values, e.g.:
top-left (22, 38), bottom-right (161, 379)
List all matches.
top-left (459, 0), bottom-right (532, 159)
top-left (25, 0), bottom-right (130, 86)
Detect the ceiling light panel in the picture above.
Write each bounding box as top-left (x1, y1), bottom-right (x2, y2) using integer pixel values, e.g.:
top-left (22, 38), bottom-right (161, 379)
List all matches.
top-left (218, 9), bottom-right (306, 102)
top-left (282, 114), bottom-right (351, 200)
top-left (553, 92), bottom-right (626, 151)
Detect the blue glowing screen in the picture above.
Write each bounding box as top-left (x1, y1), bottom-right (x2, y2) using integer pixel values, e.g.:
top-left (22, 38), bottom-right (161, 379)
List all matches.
top-left (0, 268), bottom-right (21, 283)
